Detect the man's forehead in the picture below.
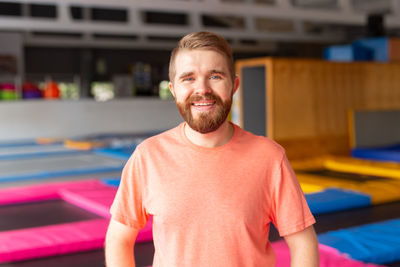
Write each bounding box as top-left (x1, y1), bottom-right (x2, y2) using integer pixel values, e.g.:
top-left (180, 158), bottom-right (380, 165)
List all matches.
top-left (174, 50), bottom-right (229, 73)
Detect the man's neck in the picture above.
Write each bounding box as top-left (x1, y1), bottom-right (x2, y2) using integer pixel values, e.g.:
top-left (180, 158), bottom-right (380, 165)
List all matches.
top-left (184, 121), bottom-right (234, 148)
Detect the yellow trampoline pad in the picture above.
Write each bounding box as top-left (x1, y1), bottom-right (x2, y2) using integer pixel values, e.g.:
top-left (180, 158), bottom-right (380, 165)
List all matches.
top-left (297, 172), bottom-right (400, 204)
top-left (292, 156), bottom-right (400, 180)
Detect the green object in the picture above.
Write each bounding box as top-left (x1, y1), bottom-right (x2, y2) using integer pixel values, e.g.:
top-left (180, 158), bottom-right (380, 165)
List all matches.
top-left (159, 80), bottom-right (173, 100)
top-left (1, 90), bottom-right (17, 100)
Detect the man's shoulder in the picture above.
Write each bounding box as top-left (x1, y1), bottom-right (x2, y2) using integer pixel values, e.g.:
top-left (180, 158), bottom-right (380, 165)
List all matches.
top-left (235, 125), bottom-right (285, 156)
top-left (137, 123), bottom-right (182, 150)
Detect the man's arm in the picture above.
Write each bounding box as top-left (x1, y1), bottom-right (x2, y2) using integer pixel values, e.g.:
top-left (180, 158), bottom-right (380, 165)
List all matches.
top-left (105, 219), bottom-right (140, 267)
top-left (283, 225), bottom-right (319, 267)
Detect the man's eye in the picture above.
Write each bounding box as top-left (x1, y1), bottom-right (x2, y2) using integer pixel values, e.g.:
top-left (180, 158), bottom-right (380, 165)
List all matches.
top-left (183, 77), bottom-right (194, 82)
top-left (210, 75), bottom-right (221, 80)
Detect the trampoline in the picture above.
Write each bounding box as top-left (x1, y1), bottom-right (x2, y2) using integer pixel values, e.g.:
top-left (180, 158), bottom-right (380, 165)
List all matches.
top-left (0, 180), bottom-right (152, 263)
top-left (64, 132), bottom-right (159, 150)
top-left (0, 143), bottom-right (83, 160)
top-left (0, 140), bottom-right (39, 148)
top-left (0, 152), bottom-right (126, 184)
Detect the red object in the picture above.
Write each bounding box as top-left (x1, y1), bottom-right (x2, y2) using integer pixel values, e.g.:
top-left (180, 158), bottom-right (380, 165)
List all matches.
top-left (43, 81), bottom-right (60, 99)
top-left (22, 82), bottom-right (42, 99)
top-left (1, 83), bottom-right (16, 91)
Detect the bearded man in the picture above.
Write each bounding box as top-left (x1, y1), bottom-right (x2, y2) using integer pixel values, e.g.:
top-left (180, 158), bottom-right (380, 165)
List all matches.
top-left (105, 31), bottom-right (319, 267)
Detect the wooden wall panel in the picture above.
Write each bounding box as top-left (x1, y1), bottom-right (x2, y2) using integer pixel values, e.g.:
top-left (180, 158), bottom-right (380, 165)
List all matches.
top-left (235, 57), bottom-right (400, 159)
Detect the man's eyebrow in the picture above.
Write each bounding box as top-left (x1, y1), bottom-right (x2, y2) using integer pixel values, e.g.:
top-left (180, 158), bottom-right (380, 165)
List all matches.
top-left (178, 72), bottom-right (194, 79)
top-left (209, 69), bottom-right (226, 76)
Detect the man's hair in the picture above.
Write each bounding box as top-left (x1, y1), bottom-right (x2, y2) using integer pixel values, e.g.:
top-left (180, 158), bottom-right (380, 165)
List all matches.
top-left (169, 31), bottom-right (235, 83)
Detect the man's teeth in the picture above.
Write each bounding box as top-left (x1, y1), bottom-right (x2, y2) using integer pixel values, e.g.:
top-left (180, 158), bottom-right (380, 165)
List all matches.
top-left (193, 103), bottom-right (213, 106)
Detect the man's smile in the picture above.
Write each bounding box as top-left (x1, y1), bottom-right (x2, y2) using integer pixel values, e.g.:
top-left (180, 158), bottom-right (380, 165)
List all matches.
top-left (191, 100), bottom-right (216, 111)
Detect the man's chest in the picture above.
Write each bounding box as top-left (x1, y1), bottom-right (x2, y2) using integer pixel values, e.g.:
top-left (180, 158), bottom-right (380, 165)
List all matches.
top-left (143, 164), bottom-right (271, 227)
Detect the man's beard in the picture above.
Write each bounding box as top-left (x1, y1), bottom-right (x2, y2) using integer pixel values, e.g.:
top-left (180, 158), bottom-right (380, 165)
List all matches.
top-left (175, 92), bottom-right (232, 134)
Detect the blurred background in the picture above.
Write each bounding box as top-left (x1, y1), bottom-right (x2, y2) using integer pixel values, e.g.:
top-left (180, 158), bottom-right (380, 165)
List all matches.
top-left (1, 1), bottom-right (400, 267)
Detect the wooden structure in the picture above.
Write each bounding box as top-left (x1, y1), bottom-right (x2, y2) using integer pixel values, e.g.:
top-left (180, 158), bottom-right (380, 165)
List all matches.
top-left (233, 58), bottom-right (400, 159)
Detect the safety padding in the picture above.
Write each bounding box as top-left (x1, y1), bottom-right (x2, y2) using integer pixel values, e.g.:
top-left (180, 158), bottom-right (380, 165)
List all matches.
top-left (352, 145), bottom-right (400, 163)
top-left (94, 146), bottom-right (136, 160)
top-left (318, 218), bottom-right (400, 264)
top-left (305, 188), bottom-right (371, 215)
top-left (298, 173), bottom-right (400, 205)
top-left (102, 177), bottom-right (121, 187)
top-left (0, 180), bottom-right (152, 263)
top-left (64, 139), bottom-right (106, 150)
top-left (292, 156), bottom-right (400, 204)
top-left (292, 156), bottom-right (400, 180)
top-left (272, 240), bottom-right (383, 267)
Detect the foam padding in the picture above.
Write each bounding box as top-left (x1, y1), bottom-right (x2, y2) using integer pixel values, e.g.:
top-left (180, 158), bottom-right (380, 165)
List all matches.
top-left (318, 218), bottom-right (400, 264)
top-left (272, 240), bottom-right (383, 267)
top-left (305, 188), bottom-right (371, 215)
top-left (64, 139), bottom-right (107, 150)
top-left (0, 219), bottom-right (108, 263)
top-left (322, 157), bottom-right (400, 180)
top-left (94, 146), bottom-right (135, 160)
top-left (102, 177), bottom-right (121, 187)
top-left (0, 180), bottom-right (153, 263)
top-left (352, 145), bottom-right (400, 163)
top-left (292, 156), bottom-right (400, 204)
top-left (298, 172), bottom-right (400, 205)
top-left (292, 156), bottom-right (400, 180)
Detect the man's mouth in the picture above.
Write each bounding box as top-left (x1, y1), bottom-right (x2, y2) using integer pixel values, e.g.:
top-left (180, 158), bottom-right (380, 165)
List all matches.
top-left (191, 100), bottom-right (216, 110)
top-left (192, 100), bottom-right (216, 107)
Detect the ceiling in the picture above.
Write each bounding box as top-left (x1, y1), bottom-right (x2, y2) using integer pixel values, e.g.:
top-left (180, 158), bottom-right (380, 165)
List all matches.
top-left (0, 0), bottom-right (399, 52)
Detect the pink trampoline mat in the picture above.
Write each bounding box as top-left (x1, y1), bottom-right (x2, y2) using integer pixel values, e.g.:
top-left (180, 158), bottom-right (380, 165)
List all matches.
top-left (0, 180), bottom-right (153, 263)
top-left (272, 240), bottom-right (384, 267)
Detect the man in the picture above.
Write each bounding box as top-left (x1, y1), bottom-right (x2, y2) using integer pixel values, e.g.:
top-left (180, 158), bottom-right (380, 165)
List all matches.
top-left (105, 31), bottom-right (319, 267)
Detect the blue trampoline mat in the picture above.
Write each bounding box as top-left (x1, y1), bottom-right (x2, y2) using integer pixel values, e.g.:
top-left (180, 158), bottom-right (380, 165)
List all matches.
top-left (0, 142), bottom-right (80, 160)
top-left (305, 188), bottom-right (371, 215)
top-left (102, 177), bottom-right (121, 187)
top-left (0, 140), bottom-right (41, 148)
top-left (0, 152), bottom-right (126, 184)
top-left (352, 144), bottom-right (400, 162)
top-left (94, 146), bottom-right (135, 160)
top-left (318, 218), bottom-right (400, 264)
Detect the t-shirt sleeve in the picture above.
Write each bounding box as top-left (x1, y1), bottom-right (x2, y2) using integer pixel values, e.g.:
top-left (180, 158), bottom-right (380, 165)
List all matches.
top-left (269, 152), bottom-right (315, 237)
top-left (109, 147), bottom-right (149, 230)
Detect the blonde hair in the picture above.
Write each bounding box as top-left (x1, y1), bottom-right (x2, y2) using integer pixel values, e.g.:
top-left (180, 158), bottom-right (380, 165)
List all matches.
top-left (169, 31), bottom-right (234, 82)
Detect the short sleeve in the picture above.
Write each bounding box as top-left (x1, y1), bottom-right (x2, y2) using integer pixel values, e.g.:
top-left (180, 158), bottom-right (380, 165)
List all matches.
top-left (269, 153), bottom-right (315, 236)
top-left (110, 147), bottom-right (149, 229)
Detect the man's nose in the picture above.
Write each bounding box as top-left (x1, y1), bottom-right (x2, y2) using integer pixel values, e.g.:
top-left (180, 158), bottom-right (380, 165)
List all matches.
top-left (194, 78), bottom-right (212, 95)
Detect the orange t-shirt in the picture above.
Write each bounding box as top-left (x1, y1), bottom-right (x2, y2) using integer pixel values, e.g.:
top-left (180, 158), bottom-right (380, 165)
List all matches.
top-left (110, 122), bottom-right (315, 267)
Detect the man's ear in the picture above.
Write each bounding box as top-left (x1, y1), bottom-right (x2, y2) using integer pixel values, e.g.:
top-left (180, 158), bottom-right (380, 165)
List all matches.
top-left (233, 75), bottom-right (240, 95)
top-left (168, 81), bottom-right (176, 98)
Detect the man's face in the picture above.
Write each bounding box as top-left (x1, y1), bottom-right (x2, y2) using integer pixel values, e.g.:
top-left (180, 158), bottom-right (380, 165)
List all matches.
top-left (169, 49), bottom-right (239, 134)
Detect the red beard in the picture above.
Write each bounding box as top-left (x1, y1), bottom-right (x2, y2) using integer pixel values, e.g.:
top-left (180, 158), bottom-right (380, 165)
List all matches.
top-left (175, 92), bottom-right (232, 134)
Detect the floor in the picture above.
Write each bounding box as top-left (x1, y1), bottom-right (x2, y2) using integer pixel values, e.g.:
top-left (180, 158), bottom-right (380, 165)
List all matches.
top-left (1, 200), bottom-right (399, 267)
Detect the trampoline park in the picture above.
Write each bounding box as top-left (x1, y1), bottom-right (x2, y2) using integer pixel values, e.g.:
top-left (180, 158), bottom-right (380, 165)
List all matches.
top-left (1, 127), bottom-right (400, 267)
top-left (2, 1), bottom-right (400, 266)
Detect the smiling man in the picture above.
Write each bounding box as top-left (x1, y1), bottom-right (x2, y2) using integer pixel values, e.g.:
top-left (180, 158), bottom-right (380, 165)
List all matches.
top-left (105, 31), bottom-right (319, 267)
